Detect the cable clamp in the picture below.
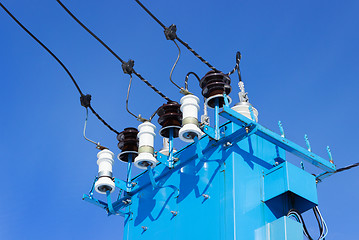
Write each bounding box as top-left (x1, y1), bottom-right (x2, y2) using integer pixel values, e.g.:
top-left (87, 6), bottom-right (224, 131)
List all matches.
top-left (122, 59), bottom-right (135, 74)
top-left (137, 114), bottom-right (148, 123)
top-left (80, 94), bottom-right (92, 108)
top-left (179, 87), bottom-right (191, 95)
top-left (164, 24), bottom-right (177, 40)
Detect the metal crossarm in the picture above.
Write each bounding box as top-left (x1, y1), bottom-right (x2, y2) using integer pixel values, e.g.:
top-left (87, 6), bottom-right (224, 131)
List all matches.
top-left (220, 105), bottom-right (336, 173)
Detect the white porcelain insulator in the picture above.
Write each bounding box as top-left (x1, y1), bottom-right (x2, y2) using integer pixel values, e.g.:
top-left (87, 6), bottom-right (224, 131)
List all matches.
top-left (95, 149), bottom-right (115, 194)
top-left (231, 103), bottom-right (259, 122)
top-left (179, 95), bottom-right (203, 142)
top-left (96, 149), bottom-right (114, 175)
top-left (180, 95), bottom-right (200, 119)
top-left (179, 124), bottom-right (203, 142)
top-left (134, 121), bottom-right (158, 169)
top-left (134, 152), bottom-right (158, 169)
top-left (137, 121), bottom-right (156, 148)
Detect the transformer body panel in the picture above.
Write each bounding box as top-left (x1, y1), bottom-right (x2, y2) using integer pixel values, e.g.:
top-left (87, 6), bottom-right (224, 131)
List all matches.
top-left (122, 122), bottom-right (314, 240)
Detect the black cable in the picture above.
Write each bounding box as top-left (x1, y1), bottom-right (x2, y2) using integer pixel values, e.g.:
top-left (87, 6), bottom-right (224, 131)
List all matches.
top-left (89, 106), bottom-right (119, 135)
top-left (56, 0), bottom-right (125, 64)
top-left (132, 70), bottom-right (171, 102)
top-left (335, 162), bottom-right (359, 173)
top-left (227, 51), bottom-right (241, 77)
top-left (184, 71), bottom-right (200, 91)
top-left (0, 2), bottom-right (83, 96)
top-left (175, 38), bottom-right (217, 71)
top-left (0, 2), bottom-right (119, 135)
top-left (313, 207), bottom-right (323, 237)
top-left (132, 0), bottom-right (219, 72)
top-left (134, 0), bottom-right (166, 29)
top-left (56, 0), bottom-right (172, 102)
top-left (288, 209), bottom-right (314, 240)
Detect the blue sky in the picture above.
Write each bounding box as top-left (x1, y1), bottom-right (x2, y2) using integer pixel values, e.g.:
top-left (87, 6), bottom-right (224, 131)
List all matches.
top-left (0, 0), bottom-right (358, 239)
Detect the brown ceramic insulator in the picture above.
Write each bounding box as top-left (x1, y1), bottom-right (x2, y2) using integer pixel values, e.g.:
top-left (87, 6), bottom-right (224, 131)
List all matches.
top-left (117, 127), bottom-right (139, 162)
top-left (157, 101), bottom-right (182, 138)
top-left (200, 70), bottom-right (231, 108)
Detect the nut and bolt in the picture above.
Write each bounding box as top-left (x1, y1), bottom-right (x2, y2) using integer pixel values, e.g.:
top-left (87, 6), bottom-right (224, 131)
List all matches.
top-left (202, 194), bottom-right (210, 199)
top-left (122, 199), bottom-right (132, 205)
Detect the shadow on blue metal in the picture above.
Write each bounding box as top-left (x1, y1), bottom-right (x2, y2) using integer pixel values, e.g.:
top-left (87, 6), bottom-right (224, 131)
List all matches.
top-left (83, 94), bottom-right (336, 239)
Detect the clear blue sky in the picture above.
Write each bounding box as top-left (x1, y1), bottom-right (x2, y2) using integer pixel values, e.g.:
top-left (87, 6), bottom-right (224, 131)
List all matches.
top-left (0, 0), bottom-right (358, 239)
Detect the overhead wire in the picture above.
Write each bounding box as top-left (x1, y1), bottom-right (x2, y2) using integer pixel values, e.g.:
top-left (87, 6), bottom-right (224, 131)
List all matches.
top-left (132, 0), bottom-right (218, 72)
top-left (56, 0), bottom-right (172, 102)
top-left (228, 51), bottom-right (242, 78)
top-left (335, 162), bottom-right (359, 173)
top-left (132, 0), bottom-right (245, 79)
top-left (0, 1), bottom-right (119, 135)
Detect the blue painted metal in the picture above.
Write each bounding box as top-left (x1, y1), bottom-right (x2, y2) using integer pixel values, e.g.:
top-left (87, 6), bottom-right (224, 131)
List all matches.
top-left (315, 146), bottom-right (336, 181)
top-left (220, 105), bottom-right (336, 172)
top-left (278, 121), bottom-right (285, 137)
top-left (84, 95), bottom-right (336, 239)
top-left (214, 98), bottom-right (220, 140)
top-left (327, 146), bottom-right (333, 162)
top-left (126, 154), bottom-right (133, 192)
top-left (202, 124), bottom-right (216, 139)
top-left (168, 128), bottom-right (174, 168)
top-left (147, 165), bottom-right (158, 189)
top-left (263, 162), bottom-right (318, 215)
top-left (82, 176), bottom-right (108, 209)
top-left (304, 134), bottom-right (311, 152)
top-left (83, 194), bottom-right (107, 209)
top-left (261, 216), bottom-right (303, 240)
top-left (114, 178), bottom-right (128, 191)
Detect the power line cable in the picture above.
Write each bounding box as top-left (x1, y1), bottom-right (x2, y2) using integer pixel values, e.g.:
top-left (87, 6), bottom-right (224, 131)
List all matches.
top-left (133, 0), bottom-right (218, 72)
top-left (133, 0), bottom-right (243, 77)
top-left (56, 0), bottom-right (172, 102)
top-left (335, 162), bottom-right (359, 173)
top-left (0, 1), bottom-right (119, 135)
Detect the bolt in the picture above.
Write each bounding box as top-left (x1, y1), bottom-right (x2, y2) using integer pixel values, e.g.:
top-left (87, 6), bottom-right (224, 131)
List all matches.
top-left (223, 142), bottom-right (232, 148)
top-left (131, 182), bottom-right (137, 187)
top-left (142, 226), bottom-right (148, 231)
top-left (122, 199), bottom-right (132, 205)
top-left (275, 162), bottom-right (279, 166)
top-left (170, 211), bottom-right (178, 216)
top-left (245, 127), bottom-right (249, 133)
top-left (202, 194), bottom-right (210, 199)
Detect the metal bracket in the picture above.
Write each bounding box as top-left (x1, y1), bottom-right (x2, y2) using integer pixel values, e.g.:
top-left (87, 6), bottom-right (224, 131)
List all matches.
top-left (194, 136), bottom-right (208, 161)
top-left (202, 125), bottom-right (216, 140)
top-left (147, 165), bottom-right (159, 189)
top-left (220, 105), bottom-right (336, 173)
top-left (156, 152), bottom-right (176, 168)
top-left (114, 178), bottom-right (128, 192)
top-left (83, 176), bottom-right (132, 216)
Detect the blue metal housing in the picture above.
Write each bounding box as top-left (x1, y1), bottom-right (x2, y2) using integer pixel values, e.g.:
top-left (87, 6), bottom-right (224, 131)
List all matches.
top-left (84, 99), bottom-right (335, 239)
